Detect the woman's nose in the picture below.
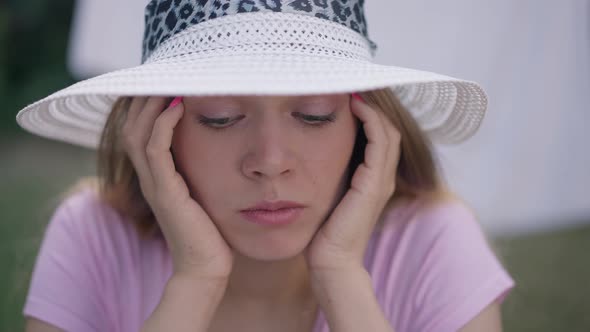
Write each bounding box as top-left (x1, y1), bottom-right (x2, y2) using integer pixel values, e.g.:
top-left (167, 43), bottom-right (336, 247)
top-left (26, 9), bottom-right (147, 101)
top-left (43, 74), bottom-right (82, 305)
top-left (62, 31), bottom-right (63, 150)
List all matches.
top-left (240, 120), bottom-right (295, 180)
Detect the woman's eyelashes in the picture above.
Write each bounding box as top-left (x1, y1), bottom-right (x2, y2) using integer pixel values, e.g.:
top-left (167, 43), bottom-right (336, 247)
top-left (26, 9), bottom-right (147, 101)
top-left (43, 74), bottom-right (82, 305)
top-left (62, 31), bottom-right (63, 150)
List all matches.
top-left (197, 111), bottom-right (336, 129)
top-left (197, 114), bottom-right (245, 128)
top-left (293, 111), bottom-right (336, 127)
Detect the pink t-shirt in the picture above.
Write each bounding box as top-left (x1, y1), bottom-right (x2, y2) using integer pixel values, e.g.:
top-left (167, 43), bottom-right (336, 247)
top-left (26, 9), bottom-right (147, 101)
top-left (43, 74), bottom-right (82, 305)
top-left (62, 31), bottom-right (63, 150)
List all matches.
top-left (23, 189), bottom-right (514, 332)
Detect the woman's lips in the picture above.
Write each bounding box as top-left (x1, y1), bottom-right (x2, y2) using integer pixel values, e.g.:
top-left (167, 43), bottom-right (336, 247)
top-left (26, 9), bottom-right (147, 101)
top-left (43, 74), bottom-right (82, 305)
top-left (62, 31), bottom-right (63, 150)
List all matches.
top-left (239, 207), bottom-right (304, 226)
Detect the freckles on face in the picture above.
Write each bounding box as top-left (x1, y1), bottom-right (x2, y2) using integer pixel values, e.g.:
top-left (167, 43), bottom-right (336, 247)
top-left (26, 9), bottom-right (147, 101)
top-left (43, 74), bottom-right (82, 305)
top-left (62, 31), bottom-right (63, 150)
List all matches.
top-left (170, 94), bottom-right (358, 230)
top-left (171, 106), bottom-right (239, 207)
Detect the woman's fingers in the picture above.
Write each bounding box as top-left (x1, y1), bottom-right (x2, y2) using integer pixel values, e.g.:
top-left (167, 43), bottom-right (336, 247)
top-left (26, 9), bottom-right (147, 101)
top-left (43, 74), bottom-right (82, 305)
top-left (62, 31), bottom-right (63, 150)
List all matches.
top-left (123, 97), bottom-right (153, 194)
top-left (126, 96), bottom-right (148, 125)
top-left (121, 96), bottom-right (234, 278)
top-left (376, 109), bottom-right (401, 196)
top-left (134, 97), bottom-right (170, 145)
top-left (376, 109), bottom-right (400, 165)
top-left (350, 98), bottom-right (389, 178)
top-left (123, 96), bottom-right (170, 198)
top-left (349, 97), bottom-right (401, 197)
top-left (146, 101), bottom-right (185, 192)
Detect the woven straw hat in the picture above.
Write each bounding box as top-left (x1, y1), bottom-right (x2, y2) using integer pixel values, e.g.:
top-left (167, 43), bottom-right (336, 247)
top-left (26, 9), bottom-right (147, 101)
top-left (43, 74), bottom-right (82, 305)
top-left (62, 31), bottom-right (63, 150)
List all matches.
top-left (16, 0), bottom-right (487, 148)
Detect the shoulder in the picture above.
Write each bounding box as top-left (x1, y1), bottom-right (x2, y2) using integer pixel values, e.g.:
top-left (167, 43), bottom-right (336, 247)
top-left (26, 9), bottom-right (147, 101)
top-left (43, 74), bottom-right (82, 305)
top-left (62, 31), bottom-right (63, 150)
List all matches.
top-left (413, 193), bottom-right (482, 238)
top-left (41, 186), bottom-right (160, 288)
top-left (365, 192), bottom-right (497, 288)
top-left (53, 187), bottom-right (116, 227)
top-left (57, 186), bottom-right (116, 219)
top-left (48, 187), bottom-right (141, 249)
top-left (378, 192), bottom-right (482, 242)
top-left (366, 192), bottom-right (484, 274)
top-left (25, 187), bottom-right (145, 331)
top-left (378, 192), bottom-right (511, 291)
top-left (366, 193), bottom-right (514, 331)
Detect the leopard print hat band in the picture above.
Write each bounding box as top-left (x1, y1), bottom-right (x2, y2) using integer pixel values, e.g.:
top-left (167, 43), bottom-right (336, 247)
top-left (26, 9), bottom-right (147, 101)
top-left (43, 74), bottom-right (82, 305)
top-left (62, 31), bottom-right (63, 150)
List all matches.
top-left (142, 0), bottom-right (377, 62)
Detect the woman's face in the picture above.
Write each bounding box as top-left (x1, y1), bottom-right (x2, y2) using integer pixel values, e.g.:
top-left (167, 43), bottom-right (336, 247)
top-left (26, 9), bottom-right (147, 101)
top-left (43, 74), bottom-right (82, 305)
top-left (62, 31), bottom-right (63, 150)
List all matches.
top-left (171, 94), bottom-right (358, 261)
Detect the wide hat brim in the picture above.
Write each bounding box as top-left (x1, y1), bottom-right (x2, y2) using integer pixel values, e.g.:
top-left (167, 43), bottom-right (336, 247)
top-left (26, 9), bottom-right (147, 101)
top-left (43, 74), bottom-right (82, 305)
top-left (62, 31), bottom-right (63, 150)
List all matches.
top-left (16, 12), bottom-right (487, 148)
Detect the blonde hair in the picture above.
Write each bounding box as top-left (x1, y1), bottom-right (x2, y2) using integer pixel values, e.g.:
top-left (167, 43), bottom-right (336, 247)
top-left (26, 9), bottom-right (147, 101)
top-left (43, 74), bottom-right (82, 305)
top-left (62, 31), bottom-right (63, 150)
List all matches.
top-left (91, 88), bottom-right (449, 239)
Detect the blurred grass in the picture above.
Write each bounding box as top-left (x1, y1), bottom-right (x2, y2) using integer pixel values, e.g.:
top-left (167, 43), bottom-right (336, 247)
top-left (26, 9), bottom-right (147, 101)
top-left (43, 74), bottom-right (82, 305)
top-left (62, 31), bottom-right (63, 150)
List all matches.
top-left (497, 226), bottom-right (590, 331)
top-left (0, 0), bottom-right (76, 134)
top-left (1, 135), bottom-right (590, 331)
top-left (0, 134), bottom-right (95, 331)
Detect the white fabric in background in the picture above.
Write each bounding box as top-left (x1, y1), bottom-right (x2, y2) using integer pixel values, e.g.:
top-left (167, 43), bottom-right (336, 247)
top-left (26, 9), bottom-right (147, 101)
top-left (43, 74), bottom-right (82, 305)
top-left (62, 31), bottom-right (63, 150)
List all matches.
top-left (68, 0), bottom-right (145, 77)
top-left (364, 0), bottom-right (590, 235)
top-left (68, 0), bottom-right (590, 235)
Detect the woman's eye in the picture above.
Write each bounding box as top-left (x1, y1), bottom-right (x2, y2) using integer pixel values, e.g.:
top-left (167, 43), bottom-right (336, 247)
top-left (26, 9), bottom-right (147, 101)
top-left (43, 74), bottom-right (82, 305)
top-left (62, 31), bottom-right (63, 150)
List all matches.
top-left (197, 112), bottom-right (336, 129)
top-left (293, 111), bottom-right (336, 127)
top-left (197, 115), bottom-right (244, 129)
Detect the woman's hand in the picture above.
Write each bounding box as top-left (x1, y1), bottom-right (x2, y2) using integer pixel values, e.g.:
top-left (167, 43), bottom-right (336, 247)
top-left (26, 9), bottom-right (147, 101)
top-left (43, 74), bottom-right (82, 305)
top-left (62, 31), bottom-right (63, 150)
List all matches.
top-left (305, 96), bottom-right (401, 273)
top-left (122, 96), bottom-right (234, 281)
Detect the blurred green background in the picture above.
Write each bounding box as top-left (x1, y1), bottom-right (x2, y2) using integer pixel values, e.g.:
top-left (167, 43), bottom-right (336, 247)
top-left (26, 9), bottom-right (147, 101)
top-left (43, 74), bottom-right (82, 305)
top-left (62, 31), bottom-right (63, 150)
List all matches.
top-left (1, 1), bottom-right (589, 331)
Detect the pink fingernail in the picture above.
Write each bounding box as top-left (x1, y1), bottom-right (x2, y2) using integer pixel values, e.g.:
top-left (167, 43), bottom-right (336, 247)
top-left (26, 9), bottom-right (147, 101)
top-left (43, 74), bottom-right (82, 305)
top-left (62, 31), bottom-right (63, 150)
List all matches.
top-left (352, 93), bottom-right (364, 102)
top-left (169, 96), bottom-right (183, 108)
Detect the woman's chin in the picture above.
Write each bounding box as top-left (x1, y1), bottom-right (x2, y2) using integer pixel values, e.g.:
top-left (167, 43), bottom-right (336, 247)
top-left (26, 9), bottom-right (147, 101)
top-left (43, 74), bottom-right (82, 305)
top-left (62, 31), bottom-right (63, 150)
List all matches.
top-left (230, 236), bottom-right (312, 262)
top-left (218, 213), bottom-right (321, 262)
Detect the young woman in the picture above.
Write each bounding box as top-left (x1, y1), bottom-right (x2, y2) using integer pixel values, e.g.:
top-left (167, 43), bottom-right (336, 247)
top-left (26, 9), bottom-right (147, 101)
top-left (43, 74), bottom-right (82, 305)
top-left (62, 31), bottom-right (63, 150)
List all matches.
top-left (18, 1), bottom-right (514, 331)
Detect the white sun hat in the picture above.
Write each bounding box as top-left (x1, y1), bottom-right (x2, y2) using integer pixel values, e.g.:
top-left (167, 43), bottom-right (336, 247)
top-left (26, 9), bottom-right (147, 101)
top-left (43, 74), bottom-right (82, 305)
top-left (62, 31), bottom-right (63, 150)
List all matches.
top-left (16, 0), bottom-right (487, 149)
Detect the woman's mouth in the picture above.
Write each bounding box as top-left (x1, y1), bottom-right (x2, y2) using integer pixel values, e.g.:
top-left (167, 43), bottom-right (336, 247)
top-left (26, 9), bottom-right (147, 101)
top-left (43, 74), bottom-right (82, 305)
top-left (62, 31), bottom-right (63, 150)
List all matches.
top-left (240, 200), bottom-right (306, 225)
top-left (239, 207), bottom-right (305, 226)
